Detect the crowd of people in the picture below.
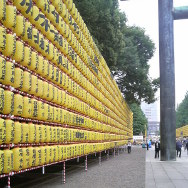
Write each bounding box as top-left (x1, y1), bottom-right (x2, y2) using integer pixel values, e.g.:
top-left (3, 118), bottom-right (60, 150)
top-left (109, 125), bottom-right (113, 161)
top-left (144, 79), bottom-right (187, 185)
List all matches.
top-left (145, 138), bottom-right (188, 158)
top-left (127, 138), bottom-right (188, 158)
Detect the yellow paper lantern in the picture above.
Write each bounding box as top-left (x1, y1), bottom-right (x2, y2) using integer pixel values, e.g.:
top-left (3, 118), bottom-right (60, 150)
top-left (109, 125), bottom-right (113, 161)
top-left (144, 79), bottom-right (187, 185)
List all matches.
top-left (13, 94), bottom-right (24, 116)
top-left (35, 147), bottom-right (42, 166)
top-left (0, 26), bottom-right (6, 52)
top-left (22, 147), bottom-right (30, 169)
top-left (0, 61), bottom-right (15, 87)
top-left (36, 79), bottom-right (44, 97)
top-left (46, 146), bottom-right (52, 164)
top-left (0, 118), bottom-right (6, 145)
top-left (30, 51), bottom-right (39, 72)
top-left (30, 75), bottom-right (38, 95)
top-left (0, 150), bottom-right (4, 174)
top-left (12, 148), bottom-right (23, 171)
top-left (37, 55), bottom-right (44, 76)
top-left (22, 97), bottom-right (32, 118)
top-left (2, 34), bottom-right (16, 58)
top-left (36, 125), bottom-right (42, 143)
top-left (3, 150), bottom-right (13, 174)
top-left (28, 123), bottom-right (36, 143)
top-left (31, 98), bottom-right (38, 119)
top-left (13, 68), bottom-right (23, 89)
top-left (14, 121), bottom-right (23, 144)
top-left (20, 46), bottom-right (31, 68)
top-left (28, 147), bottom-right (36, 167)
top-left (22, 123), bottom-right (29, 143)
top-left (40, 146), bottom-right (47, 165)
top-left (2, 90), bottom-right (14, 115)
top-left (0, 0), bottom-right (6, 22)
top-left (21, 71), bottom-right (32, 93)
top-left (14, 15), bottom-right (25, 37)
top-left (2, 5), bottom-right (16, 30)
top-left (0, 88), bottom-right (5, 113)
top-left (41, 125), bottom-right (47, 143)
top-left (13, 40), bottom-right (25, 62)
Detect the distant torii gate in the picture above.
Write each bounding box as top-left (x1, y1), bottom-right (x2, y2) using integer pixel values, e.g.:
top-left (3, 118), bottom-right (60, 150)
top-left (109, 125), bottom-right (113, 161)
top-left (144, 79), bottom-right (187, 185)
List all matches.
top-left (121, 0), bottom-right (188, 161)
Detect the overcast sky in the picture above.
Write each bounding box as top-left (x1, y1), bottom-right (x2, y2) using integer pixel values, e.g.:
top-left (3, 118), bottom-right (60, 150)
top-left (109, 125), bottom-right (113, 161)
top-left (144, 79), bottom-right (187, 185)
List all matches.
top-left (119, 0), bottom-right (188, 106)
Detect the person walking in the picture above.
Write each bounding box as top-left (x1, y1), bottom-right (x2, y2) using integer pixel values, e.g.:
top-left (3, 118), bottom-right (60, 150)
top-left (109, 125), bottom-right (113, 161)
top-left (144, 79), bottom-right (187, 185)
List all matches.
top-left (155, 140), bottom-right (160, 158)
top-left (183, 139), bottom-right (186, 151)
top-left (186, 141), bottom-right (188, 155)
top-left (146, 140), bottom-right (149, 150)
top-left (127, 141), bottom-right (132, 153)
top-left (176, 139), bottom-right (182, 157)
top-left (176, 139), bottom-right (178, 155)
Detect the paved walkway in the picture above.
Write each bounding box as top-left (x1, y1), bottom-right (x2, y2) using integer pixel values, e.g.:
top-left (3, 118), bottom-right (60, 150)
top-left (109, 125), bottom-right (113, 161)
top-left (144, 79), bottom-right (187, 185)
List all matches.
top-left (146, 146), bottom-right (188, 188)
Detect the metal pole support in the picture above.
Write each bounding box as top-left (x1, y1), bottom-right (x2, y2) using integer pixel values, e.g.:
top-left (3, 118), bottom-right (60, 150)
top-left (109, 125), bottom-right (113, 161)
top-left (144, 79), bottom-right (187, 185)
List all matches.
top-left (42, 166), bottom-right (45, 174)
top-left (114, 147), bottom-right (115, 157)
top-left (95, 152), bottom-right (96, 157)
top-left (107, 150), bottom-right (109, 160)
top-left (7, 176), bottom-right (10, 188)
top-left (99, 152), bottom-right (101, 165)
top-left (173, 6), bottom-right (188, 20)
top-left (77, 156), bottom-right (79, 163)
top-left (118, 147), bottom-right (119, 156)
top-left (85, 155), bottom-right (87, 171)
top-left (62, 162), bottom-right (66, 184)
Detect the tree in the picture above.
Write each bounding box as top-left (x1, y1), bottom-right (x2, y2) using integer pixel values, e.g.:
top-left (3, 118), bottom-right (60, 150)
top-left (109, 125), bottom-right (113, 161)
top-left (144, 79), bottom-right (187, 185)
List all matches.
top-left (74, 0), bottom-right (159, 104)
top-left (113, 26), bottom-right (158, 104)
top-left (176, 91), bottom-right (188, 128)
top-left (74, 0), bottom-right (124, 67)
top-left (130, 103), bottom-right (147, 135)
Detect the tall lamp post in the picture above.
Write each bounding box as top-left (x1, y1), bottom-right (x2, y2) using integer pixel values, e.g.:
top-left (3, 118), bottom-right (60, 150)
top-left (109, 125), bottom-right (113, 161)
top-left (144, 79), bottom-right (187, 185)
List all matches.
top-left (120, 0), bottom-right (188, 161)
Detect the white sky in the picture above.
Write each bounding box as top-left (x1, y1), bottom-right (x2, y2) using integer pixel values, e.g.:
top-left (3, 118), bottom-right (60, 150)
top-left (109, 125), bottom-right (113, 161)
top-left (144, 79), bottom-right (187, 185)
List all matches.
top-left (119, 0), bottom-right (188, 106)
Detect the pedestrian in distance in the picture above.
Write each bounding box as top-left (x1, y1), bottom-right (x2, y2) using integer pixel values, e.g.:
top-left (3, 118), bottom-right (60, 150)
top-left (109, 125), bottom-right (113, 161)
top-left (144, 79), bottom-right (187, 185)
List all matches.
top-left (147, 140), bottom-right (149, 150)
top-left (176, 138), bottom-right (178, 154)
top-left (176, 139), bottom-right (182, 157)
top-left (183, 138), bottom-right (186, 151)
top-left (127, 141), bottom-right (131, 154)
top-left (186, 141), bottom-right (188, 155)
top-left (155, 140), bottom-right (160, 158)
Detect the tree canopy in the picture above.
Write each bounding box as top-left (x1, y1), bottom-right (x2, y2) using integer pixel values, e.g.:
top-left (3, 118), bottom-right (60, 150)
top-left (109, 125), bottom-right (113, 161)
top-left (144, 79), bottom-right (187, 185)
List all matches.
top-left (176, 92), bottom-right (188, 128)
top-left (130, 103), bottom-right (147, 135)
top-left (74, 0), bottom-right (159, 104)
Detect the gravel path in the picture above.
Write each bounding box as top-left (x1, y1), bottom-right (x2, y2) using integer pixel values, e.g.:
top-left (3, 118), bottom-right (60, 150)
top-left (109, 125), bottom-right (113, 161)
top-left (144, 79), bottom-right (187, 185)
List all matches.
top-left (22, 146), bottom-right (146, 188)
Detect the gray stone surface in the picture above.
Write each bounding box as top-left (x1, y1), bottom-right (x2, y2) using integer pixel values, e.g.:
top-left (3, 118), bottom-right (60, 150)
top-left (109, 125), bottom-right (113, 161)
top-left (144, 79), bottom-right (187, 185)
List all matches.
top-left (146, 146), bottom-right (188, 188)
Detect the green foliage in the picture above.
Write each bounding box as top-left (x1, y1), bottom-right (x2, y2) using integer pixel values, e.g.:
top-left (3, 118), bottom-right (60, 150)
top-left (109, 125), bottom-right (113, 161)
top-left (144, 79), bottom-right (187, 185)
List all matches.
top-left (130, 103), bottom-right (147, 135)
top-left (74, 0), bottom-right (159, 104)
top-left (74, 0), bottom-right (124, 67)
top-left (176, 91), bottom-right (188, 128)
top-left (113, 27), bottom-right (158, 104)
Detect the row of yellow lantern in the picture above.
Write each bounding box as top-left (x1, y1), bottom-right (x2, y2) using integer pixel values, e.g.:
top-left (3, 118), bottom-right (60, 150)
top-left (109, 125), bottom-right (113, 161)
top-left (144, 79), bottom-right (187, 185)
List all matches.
top-left (0, 140), bottom-right (127, 174)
